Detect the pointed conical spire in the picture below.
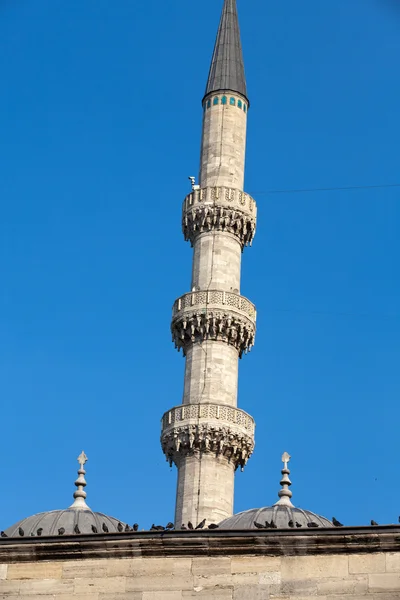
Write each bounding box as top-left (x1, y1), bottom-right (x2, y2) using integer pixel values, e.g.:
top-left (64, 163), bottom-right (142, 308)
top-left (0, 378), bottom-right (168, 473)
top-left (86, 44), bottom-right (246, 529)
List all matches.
top-left (204, 0), bottom-right (248, 101)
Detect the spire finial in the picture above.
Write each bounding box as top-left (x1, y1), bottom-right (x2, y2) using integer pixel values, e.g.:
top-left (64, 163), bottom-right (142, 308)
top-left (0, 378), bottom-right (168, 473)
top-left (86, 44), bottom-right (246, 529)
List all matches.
top-left (274, 452), bottom-right (294, 507)
top-left (69, 451), bottom-right (90, 509)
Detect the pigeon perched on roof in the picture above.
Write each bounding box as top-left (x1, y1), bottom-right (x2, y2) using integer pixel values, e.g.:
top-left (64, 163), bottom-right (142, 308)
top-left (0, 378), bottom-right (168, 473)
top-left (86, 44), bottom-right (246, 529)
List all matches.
top-left (332, 517), bottom-right (343, 527)
top-left (58, 528), bottom-right (65, 536)
top-left (196, 519), bottom-right (206, 529)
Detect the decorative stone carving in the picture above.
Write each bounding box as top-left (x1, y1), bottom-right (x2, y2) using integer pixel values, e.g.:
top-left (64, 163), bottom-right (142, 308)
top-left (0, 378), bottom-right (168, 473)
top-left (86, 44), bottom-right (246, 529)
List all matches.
top-left (161, 403), bottom-right (255, 471)
top-left (171, 290), bottom-right (256, 357)
top-left (172, 290), bottom-right (256, 320)
top-left (182, 186), bottom-right (257, 249)
top-left (161, 403), bottom-right (255, 433)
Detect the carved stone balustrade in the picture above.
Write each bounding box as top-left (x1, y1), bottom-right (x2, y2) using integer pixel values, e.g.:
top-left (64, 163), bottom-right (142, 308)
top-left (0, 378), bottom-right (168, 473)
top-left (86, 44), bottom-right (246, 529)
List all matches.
top-left (160, 403), bottom-right (255, 471)
top-left (182, 186), bottom-right (257, 249)
top-left (171, 290), bottom-right (256, 357)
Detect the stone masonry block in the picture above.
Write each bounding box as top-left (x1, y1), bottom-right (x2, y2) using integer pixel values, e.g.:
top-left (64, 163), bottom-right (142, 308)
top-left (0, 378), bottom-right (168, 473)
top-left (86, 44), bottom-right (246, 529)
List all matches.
top-left (349, 553), bottom-right (386, 574)
top-left (0, 565), bottom-right (7, 580)
top-left (326, 596), bottom-right (372, 600)
top-left (74, 577), bottom-right (126, 594)
top-left (368, 573), bottom-right (400, 592)
top-left (182, 589), bottom-right (233, 599)
top-left (107, 558), bottom-right (192, 578)
top-left (386, 553), bottom-right (400, 573)
top-left (231, 556), bottom-right (281, 574)
top-left (7, 562), bottom-right (62, 580)
top-left (63, 559), bottom-right (108, 578)
top-left (285, 597), bottom-right (327, 600)
top-left (142, 593), bottom-right (182, 600)
top-left (49, 595), bottom-right (100, 600)
top-left (231, 572), bottom-right (260, 585)
top-left (100, 594), bottom-right (142, 600)
top-left (191, 558), bottom-right (230, 576)
top-left (231, 571), bottom-right (281, 586)
top-left (280, 579), bottom-right (318, 596)
top-left (3, 597), bottom-right (97, 600)
top-left (0, 580), bottom-right (20, 595)
top-left (281, 555), bottom-right (349, 580)
top-left (125, 574), bottom-right (193, 593)
top-left (18, 578), bottom-right (74, 595)
top-left (317, 575), bottom-right (368, 595)
top-left (268, 597), bottom-right (321, 600)
top-left (233, 586), bottom-right (270, 600)
top-left (193, 571), bottom-right (232, 588)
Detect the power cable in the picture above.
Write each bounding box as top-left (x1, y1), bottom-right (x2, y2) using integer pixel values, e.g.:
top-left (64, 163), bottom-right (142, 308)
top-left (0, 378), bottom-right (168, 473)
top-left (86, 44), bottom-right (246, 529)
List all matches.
top-left (248, 183), bottom-right (400, 197)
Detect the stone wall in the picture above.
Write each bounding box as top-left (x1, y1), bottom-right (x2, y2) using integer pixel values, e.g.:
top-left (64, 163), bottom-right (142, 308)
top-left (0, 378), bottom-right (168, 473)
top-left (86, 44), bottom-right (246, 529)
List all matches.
top-left (1, 549), bottom-right (399, 599)
top-left (199, 93), bottom-right (248, 190)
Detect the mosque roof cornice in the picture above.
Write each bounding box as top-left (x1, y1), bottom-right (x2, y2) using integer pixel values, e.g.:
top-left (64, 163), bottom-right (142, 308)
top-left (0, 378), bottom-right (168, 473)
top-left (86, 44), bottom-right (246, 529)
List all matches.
top-left (1, 526), bottom-right (400, 563)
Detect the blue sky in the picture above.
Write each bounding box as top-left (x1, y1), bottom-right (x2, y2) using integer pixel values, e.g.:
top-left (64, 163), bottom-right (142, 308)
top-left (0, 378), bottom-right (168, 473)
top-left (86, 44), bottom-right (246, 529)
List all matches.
top-left (1, 0), bottom-right (399, 531)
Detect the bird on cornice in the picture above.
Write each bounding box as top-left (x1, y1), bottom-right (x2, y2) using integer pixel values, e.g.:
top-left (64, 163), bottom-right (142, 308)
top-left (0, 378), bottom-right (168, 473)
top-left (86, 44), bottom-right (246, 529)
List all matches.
top-left (196, 519), bottom-right (206, 529)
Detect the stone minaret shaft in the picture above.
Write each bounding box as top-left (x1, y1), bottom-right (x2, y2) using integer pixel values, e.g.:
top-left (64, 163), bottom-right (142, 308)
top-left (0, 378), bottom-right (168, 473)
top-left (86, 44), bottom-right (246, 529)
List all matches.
top-left (161, 0), bottom-right (257, 527)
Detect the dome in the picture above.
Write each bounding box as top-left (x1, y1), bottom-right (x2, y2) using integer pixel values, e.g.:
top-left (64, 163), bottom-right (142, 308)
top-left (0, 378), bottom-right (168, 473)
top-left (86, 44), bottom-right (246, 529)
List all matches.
top-left (4, 508), bottom-right (126, 538)
top-left (3, 451), bottom-right (127, 538)
top-left (219, 505), bottom-right (332, 529)
top-left (219, 452), bottom-right (332, 530)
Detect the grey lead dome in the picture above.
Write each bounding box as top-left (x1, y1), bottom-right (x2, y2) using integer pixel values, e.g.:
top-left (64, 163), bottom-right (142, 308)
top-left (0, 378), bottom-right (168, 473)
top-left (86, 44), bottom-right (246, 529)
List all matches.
top-left (4, 509), bottom-right (125, 538)
top-left (218, 506), bottom-right (332, 530)
top-left (4, 452), bottom-right (126, 537)
top-left (219, 452), bottom-right (332, 530)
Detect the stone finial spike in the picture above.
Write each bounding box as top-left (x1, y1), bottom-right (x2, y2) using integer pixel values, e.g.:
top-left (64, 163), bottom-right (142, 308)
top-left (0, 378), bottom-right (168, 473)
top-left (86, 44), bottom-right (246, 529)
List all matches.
top-left (282, 451), bottom-right (290, 468)
top-left (274, 452), bottom-right (294, 507)
top-left (69, 451), bottom-right (90, 509)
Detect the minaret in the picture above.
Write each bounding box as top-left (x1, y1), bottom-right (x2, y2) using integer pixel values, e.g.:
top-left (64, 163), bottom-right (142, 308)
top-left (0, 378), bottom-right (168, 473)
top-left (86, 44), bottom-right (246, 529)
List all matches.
top-left (161, 0), bottom-right (257, 527)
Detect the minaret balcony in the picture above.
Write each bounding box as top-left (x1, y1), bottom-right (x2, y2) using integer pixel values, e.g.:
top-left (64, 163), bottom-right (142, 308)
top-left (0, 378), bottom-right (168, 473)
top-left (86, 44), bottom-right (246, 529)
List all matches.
top-left (171, 290), bottom-right (256, 357)
top-left (160, 403), bottom-right (255, 471)
top-left (182, 186), bottom-right (257, 249)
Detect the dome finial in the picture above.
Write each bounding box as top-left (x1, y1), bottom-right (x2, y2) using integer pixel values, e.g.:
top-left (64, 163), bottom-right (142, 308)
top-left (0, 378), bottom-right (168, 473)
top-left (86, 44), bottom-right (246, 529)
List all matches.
top-left (274, 451), bottom-right (294, 507)
top-left (69, 451), bottom-right (90, 510)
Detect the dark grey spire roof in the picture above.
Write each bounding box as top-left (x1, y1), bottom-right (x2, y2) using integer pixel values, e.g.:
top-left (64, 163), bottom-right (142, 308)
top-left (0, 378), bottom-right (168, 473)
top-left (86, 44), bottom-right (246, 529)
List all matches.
top-left (204, 0), bottom-right (248, 101)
